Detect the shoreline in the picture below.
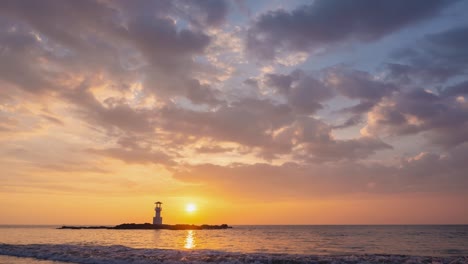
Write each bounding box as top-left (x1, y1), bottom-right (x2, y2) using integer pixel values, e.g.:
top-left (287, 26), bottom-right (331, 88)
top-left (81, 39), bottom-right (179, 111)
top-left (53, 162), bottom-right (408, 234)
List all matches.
top-left (0, 244), bottom-right (466, 264)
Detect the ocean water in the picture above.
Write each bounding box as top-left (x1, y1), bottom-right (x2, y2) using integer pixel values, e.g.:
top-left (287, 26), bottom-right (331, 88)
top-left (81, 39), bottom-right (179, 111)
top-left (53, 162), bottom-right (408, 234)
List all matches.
top-left (0, 225), bottom-right (467, 263)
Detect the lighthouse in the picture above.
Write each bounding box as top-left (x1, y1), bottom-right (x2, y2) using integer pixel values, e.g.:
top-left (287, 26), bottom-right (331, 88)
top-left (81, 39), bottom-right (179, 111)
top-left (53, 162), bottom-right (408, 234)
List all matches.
top-left (153, 201), bottom-right (163, 225)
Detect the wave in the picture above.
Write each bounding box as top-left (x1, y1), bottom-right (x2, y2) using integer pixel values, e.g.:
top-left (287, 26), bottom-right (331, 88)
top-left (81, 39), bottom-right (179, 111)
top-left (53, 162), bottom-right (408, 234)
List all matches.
top-left (0, 244), bottom-right (466, 264)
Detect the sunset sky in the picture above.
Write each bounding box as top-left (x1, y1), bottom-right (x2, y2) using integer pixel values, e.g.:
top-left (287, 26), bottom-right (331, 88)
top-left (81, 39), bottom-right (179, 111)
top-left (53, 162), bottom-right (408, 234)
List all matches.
top-left (1, 0), bottom-right (467, 225)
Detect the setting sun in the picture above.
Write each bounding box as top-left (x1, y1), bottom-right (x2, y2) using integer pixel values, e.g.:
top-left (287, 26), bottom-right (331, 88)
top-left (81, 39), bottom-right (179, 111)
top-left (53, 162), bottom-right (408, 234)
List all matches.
top-left (186, 203), bottom-right (197, 213)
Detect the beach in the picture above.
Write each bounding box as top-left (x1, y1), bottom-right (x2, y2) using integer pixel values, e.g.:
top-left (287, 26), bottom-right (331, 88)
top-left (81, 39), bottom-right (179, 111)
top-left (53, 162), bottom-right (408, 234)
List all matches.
top-left (1, 243), bottom-right (466, 264)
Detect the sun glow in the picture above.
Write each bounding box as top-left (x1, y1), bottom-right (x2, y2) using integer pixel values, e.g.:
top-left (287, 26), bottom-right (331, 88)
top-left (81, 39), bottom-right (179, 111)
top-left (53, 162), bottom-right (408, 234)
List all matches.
top-left (186, 203), bottom-right (197, 213)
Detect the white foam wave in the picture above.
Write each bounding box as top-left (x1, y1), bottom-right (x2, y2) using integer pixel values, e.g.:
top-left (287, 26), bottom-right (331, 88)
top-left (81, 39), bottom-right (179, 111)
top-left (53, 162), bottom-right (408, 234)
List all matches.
top-left (0, 244), bottom-right (466, 264)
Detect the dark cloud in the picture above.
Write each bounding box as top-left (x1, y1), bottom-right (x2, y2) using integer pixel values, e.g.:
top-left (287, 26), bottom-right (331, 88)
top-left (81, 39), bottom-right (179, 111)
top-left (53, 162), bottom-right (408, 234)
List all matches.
top-left (266, 67), bottom-right (397, 122)
top-left (388, 26), bottom-right (468, 83)
top-left (326, 68), bottom-right (398, 102)
top-left (0, 0), bottom-right (118, 52)
top-left (159, 99), bottom-right (294, 152)
top-left (441, 80), bottom-right (468, 97)
top-left (265, 73), bottom-right (294, 95)
top-left (195, 145), bottom-right (234, 154)
top-left (0, 0), bottom-right (221, 105)
top-left (332, 115), bottom-right (363, 130)
top-left (340, 101), bottom-right (376, 115)
top-left (247, 0), bottom-right (456, 60)
top-left (289, 75), bottom-right (332, 114)
top-left (325, 67), bottom-right (399, 129)
top-left (83, 133), bottom-right (179, 168)
top-left (305, 137), bottom-right (391, 162)
top-left (323, 67), bottom-right (399, 129)
top-left (291, 117), bottom-right (391, 161)
top-left (176, 0), bottom-right (229, 27)
top-left (243, 78), bottom-right (259, 89)
top-left (119, 0), bottom-right (229, 28)
top-left (63, 83), bottom-right (155, 133)
top-left (125, 15), bottom-right (210, 63)
top-left (40, 115), bottom-right (64, 126)
top-left (397, 143), bottom-right (468, 190)
top-left (0, 20), bottom-right (57, 93)
top-left (365, 89), bottom-right (468, 147)
top-left (158, 101), bottom-right (390, 161)
top-left (265, 70), bottom-right (333, 114)
top-left (121, 8), bottom-right (220, 105)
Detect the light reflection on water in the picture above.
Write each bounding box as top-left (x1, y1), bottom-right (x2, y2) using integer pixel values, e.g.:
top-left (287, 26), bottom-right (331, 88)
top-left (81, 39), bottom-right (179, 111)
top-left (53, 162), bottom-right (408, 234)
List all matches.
top-left (0, 225), bottom-right (467, 256)
top-left (184, 230), bottom-right (195, 249)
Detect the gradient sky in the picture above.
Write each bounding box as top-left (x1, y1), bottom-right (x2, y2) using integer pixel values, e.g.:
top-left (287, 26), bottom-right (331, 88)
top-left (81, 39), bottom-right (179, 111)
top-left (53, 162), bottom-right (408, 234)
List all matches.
top-left (1, 0), bottom-right (467, 225)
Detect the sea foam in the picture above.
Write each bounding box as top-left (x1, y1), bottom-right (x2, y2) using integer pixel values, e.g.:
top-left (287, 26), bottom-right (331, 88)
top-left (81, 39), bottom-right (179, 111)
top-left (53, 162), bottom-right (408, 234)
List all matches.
top-left (0, 243), bottom-right (466, 264)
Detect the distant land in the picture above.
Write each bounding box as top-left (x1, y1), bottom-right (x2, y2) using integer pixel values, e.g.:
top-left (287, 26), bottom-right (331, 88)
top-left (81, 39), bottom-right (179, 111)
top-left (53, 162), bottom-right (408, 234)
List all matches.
top-left (59, 223), bottom-right (232, 230)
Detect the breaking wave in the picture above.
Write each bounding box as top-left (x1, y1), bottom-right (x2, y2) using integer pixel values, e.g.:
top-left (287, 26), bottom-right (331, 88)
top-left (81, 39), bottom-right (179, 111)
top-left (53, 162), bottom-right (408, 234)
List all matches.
top-left (0, 244), bottom-right (466, 264)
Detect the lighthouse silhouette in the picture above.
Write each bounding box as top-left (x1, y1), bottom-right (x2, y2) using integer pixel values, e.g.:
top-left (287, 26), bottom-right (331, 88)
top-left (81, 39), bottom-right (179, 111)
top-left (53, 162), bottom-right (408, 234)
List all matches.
top-left (153, 201), bottom-right (163, 225)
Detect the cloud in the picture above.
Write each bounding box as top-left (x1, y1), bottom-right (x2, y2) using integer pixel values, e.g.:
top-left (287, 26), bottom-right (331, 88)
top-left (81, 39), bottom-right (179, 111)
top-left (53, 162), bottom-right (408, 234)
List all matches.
top-left (264, 67), bottom-right (398, 129)
top-left (332, 115), bottom-right (363, 130)
top-left (387, 25), bottom-right (468, 83)
top-left (247, 0), bottom-right (456, 60)
top-left (88, 147), bottom-right (174, 167)
top-left (291, 117), bottom-right (391, 162)
top-left (173, 162), bottom-right (365, 199)
top-left (195, 145), bottom-right (234, 154)
top-left (0, 20), bottom-right (57, 93)
top-left (265, 73), bottom-right (294, 95)
top-left (323, 67), bottom-right (399, 129)
top-left (265, 70), bottom-right (333, 114)
top-left (176, 0), bottom-right (229, 27)
top-left (34, 162), bottom-right (109, 174)
top-left (441, 80), bottom-right (468, 97)
top-left (0, 0), bottom-right (223, 105)
top-left (0, 115), bottom-right (16, 132)
top-left (326, 68), bottom-right (398, 102)
top-left (158, 101), bottom-right (390, 161)
top-left (158, 99), bottom-right (295, 153)
top-left (63, 84), bottom-right (156, 134)
top-left (266, 67), bottom-right (398, 117)
top-left (301, 136), bottom-right (392, 162)
top-left (174, 143), bottom-right (468, 200)
top-left (363, 88), bottom-right (468, 147)
top-left (119, 0), bottom-right (230, 28)
top-left (0, 0), bottom-right (466, 216)
top-left (397, 143), bottom-right (468, 190)
top-left (40, 114), bottom-right (64, 126)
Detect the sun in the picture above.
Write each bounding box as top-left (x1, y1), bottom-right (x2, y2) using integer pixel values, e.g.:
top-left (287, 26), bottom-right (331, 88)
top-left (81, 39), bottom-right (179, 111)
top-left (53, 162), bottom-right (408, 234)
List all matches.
top-left (186, 203), bottom-right (197, 213)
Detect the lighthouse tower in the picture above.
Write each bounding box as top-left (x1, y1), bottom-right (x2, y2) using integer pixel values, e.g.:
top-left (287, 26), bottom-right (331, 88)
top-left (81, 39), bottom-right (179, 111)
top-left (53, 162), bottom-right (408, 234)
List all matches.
top-left (153, 201), bottom-right (163, 225)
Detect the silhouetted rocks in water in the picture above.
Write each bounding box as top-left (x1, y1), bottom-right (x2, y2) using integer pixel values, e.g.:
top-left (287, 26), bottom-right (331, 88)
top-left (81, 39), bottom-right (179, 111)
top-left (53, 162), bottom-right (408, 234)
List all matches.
top-left (59, 223), bottom-right (232, 230)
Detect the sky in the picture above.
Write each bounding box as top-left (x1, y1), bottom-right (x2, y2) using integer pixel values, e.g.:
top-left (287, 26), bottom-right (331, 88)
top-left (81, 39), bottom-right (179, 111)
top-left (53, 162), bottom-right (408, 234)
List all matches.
top-left (0, 0), bottom-right (467, 225)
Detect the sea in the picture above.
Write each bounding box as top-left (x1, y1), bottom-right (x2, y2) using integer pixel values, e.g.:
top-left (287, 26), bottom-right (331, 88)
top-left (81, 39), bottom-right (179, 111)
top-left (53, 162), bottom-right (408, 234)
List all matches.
top-left (0, 225), bottom-right (467, 263)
